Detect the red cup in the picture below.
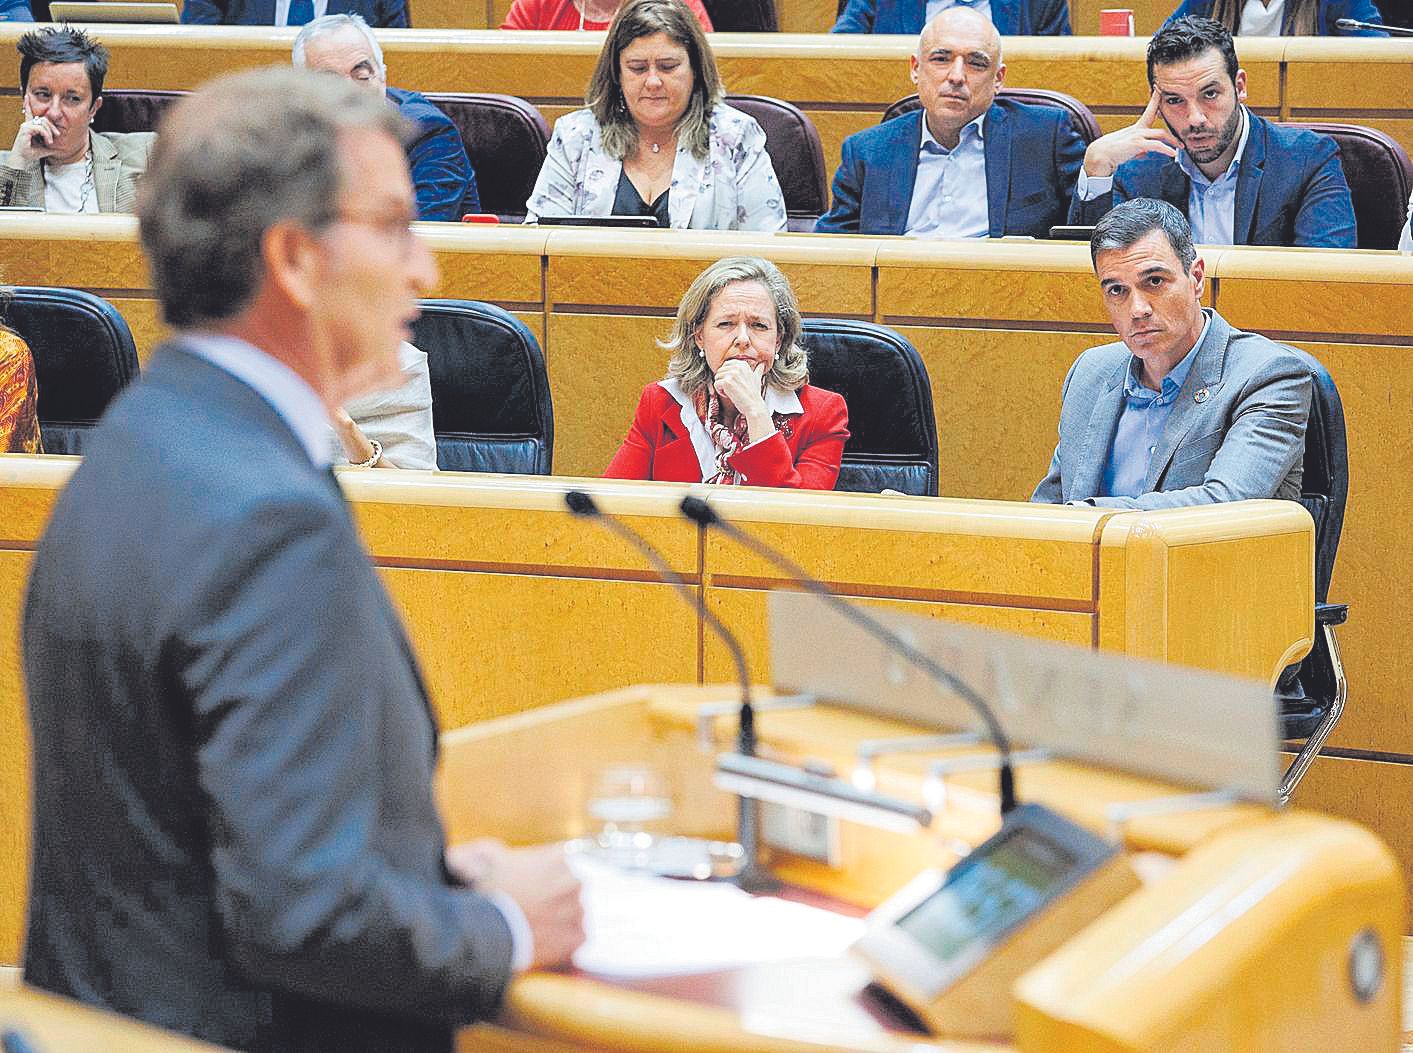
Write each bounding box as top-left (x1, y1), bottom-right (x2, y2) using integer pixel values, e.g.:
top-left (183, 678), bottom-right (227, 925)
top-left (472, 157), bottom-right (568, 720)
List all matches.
top-left (1098, 8), bottom-right (1134, 35)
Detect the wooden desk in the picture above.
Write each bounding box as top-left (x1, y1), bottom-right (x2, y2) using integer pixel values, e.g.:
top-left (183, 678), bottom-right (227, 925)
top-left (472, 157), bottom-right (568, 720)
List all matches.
top-left (0, 460), bottom-right (1314, 967)
top-left (439, 684), bottom-right (1402, 1051)
top-left (0, 986), bottom-right (227, 1051)
top-left (0, 29), bottom-right (1408, 182)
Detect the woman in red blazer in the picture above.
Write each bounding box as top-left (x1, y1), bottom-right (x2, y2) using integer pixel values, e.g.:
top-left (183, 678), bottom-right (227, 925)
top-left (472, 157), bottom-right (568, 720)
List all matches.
top-left (605, 256), bottom-right (850, 489)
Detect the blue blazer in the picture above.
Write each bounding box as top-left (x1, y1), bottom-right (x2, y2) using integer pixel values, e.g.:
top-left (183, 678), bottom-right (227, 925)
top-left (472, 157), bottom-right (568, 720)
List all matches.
top-left (0, 0), bottom-right (32, 21)
top-left (833, 0), bottom-right (1069, 34)
top-left (1069, 111), bottom-right (1357, 248)
top-left (1167, 0), bottom-right (1388, 34)
top-left (815, 100), bottom-right (1085, 238)
top-left (181, 0), bottom-right (407, 25)
top-left (389, 87), bottom-right (480, 221)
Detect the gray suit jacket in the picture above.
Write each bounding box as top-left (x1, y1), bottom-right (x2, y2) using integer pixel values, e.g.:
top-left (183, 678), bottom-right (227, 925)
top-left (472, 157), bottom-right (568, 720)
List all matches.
top-left (22, 343), bottom-right (513, 1052)
top-left (1031, 309), bottom-right (1311, 509)
top-left (0, 129), bottom-right (155, 211)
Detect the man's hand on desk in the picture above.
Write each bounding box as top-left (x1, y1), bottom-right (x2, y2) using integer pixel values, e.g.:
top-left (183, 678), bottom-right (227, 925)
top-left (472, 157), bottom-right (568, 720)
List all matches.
top-left (446, 840), bottom-right (586, 970)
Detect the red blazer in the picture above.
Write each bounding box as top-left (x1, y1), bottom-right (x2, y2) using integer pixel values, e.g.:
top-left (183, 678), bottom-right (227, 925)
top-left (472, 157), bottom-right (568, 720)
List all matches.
top-left (604, 382), bottom-right (850, 490)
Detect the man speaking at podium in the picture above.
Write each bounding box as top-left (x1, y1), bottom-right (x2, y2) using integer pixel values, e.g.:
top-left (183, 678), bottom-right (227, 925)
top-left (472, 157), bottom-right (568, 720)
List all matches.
top-left (20, 68), bottom-right (582, 1052)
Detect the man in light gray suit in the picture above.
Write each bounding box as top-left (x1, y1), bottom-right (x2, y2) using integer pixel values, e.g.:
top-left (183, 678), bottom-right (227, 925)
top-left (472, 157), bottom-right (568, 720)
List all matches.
top-left (22, 68), bottom-right (581, 1052)
top-left (1032, 197), bottom-right (1310, 509)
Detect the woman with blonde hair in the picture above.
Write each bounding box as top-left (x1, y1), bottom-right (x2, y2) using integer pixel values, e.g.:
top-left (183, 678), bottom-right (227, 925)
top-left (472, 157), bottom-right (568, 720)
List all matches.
top-left (606, 256), bottom-right (848, 488)
top-left (525, 0), bottom-right (785, 230)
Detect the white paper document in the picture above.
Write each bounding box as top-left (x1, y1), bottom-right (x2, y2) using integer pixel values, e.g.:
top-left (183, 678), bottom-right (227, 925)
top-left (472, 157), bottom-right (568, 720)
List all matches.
top-left (569, 855), bottom-right (866, 978)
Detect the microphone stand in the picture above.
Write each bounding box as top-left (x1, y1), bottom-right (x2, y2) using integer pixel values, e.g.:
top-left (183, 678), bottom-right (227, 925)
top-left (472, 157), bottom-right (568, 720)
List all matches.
top-left (1335, 17), bottom-right (1413, 34)
top-left (564, 491), bottom-right (777, 890)
top-left (681, 495), bottom-right (1019, 816)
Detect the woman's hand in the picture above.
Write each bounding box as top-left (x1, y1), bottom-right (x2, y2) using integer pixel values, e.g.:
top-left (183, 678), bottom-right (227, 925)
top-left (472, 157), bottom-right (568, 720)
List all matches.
top-left (9, 114), bottom-right (59, 167)
top-left (332, 408), bottom-right (396, 468)
top-left (713, 359), bottom-right (776, 443)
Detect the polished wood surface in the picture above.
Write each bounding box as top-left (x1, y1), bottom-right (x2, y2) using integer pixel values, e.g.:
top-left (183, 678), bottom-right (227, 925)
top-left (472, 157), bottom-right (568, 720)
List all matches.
top-left (0, 459), bottom-right (1314, 966)
top-left (0, 986), bottom-right (228, 1051)
top-left (0, 30), bottom-right (1408, 180)
top-left (440, 685), bottom-right (1401, 1051)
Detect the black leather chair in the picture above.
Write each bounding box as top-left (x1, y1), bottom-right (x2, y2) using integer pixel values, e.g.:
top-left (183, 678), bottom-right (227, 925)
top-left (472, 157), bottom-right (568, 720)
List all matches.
top-left (800, 319), bottom-right (938, 496)
top-left (703, 0), bottom-right (778, 30)
top-left (1276, 346), bottom-right (1349, 804)
top-left (423, 93), bottom-right (550, 221)
top-left (90, 89), bottom-right (183, 135)
top-left (1285, 122), bottom-right (1413, 250)
top-left (2, 287), bottom-right (139, 455)
top-left (881, 88), bottom-right (1103, 144)
top-left (726, 94), bottom-right (829, 231)
top-left (411, 299), bottom-right (553, 474)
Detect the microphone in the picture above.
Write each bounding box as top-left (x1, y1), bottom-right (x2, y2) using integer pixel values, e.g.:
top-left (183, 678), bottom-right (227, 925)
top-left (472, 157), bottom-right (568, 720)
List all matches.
top-left (563, 490), bottom-right (773, 888)
top-left (1335, 17), bottom-right (1412, 34)
top-left (681, 495), bottom-right (1019, 816)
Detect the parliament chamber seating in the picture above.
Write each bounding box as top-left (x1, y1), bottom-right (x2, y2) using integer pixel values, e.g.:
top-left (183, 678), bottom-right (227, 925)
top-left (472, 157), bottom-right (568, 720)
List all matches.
top-left (2, 287), bottom-right (138, 456)
top-left (800, 318), bottom-right (939, 496)
top-left (724, 94), bottom-right (829, 230)
top-left (1285, 122), bottom-right (1413, 251)
top-left (703, 0), bottom-right (779, 30)
top-left (424, 92), bottom-right (550, 221)
top-left (411, 299), bottom-right (555, 474)
top-left (1277, 346), bottom-right (1350, 804)
top-left (93, 89), bottom-right (554, 223)
top-left (882, 87), bottom-right (1104, 143)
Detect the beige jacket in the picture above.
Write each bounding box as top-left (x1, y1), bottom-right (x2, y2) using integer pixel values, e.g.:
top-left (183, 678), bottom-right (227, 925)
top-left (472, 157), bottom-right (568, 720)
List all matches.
top-left (0, 130), bottom-right (156, 212)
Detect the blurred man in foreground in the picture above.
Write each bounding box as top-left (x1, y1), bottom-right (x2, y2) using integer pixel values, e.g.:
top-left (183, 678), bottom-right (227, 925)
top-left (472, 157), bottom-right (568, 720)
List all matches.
top-left (21, 67), bottom-right (582, 1053)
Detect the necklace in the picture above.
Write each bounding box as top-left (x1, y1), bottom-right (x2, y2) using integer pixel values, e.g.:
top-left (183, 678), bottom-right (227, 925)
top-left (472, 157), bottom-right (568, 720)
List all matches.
top-left (651, 142), bottom-right (660, 154)
top-left (41, 147), bottom-right (96, 214)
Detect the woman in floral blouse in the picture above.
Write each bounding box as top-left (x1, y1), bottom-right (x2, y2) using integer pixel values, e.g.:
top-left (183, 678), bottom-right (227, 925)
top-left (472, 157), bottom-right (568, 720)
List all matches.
top-left (525, 0), bottom-right (786, 232)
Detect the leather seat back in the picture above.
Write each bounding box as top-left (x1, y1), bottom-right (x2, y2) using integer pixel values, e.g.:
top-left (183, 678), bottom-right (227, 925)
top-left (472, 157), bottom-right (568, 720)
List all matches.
top-left (801, 319), bottom-right (938, 496)
top-left (411, 299), bottom-right (554, 474)
top-left (3, 287), bottom-right (139, 455)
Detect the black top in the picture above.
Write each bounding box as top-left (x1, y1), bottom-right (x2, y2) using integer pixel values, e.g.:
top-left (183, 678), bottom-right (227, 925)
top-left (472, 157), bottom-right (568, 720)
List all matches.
top-left (612, 168), bottom-right (669, 227)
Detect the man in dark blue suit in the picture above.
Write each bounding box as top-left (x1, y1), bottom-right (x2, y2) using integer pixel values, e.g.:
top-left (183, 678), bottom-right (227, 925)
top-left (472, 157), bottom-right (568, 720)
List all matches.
top-left (1069, 16), bottom-right (1355, 247)
top-left (833, 0), bottom-right (1068, 35)
top-left (294, 14), bottom-right (479, 221)
top-left (816, 8), bottom-right (1084, 239)
top-left (21, 67), bottom-right (582, 1053)
top-left (182, 0), bottom-right (407, 27)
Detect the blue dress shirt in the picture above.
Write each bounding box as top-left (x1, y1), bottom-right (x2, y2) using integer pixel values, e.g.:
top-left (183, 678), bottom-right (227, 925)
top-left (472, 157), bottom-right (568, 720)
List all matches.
top-left (1078, 107), bottom-right (1254, 245)
top-left (1174, 108), bottom-right (1251, 245)
top-left (923, 0), bottom-right (992, 24)
top-left (1100, 315), bottom-right (1210, 499)
top-left (904, 113), bottom-right (990, 240)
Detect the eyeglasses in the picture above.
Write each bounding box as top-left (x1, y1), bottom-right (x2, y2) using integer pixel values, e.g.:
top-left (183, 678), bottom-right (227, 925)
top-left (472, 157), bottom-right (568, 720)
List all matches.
top-left (330, 209), bottom-right (421, 253)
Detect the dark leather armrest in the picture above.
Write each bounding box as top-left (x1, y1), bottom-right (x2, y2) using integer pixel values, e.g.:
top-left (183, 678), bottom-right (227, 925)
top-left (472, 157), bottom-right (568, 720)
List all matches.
top-left (1316, 602), bottom-right (1348, 627)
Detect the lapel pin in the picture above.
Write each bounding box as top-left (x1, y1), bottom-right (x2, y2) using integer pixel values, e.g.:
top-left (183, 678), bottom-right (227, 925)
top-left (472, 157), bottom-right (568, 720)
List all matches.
top-left (1194, 387), bottom-right (1210, 404)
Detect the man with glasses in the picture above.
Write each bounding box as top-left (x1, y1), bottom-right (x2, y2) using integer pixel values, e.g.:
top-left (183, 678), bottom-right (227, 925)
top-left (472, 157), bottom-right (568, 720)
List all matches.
top-left (21, 67), bottom-right (583, 1052)
top-left (293, 13), bottom-right (479, 221)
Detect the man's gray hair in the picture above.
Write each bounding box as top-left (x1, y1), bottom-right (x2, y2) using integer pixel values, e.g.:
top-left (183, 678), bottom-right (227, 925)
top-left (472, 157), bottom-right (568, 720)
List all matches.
top-left (1090, 197), bottom-right (1197, 272)
top-left (663, 256), bottom-right (809, 398)
top-left (137, 67), bottom-right (409, 330)
top-left (291, 12), bottom-right (384, 70)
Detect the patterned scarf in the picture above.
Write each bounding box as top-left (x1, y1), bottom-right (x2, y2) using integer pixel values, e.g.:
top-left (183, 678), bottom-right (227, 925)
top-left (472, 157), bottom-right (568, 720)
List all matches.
top-left (0, 330), bottom-right (43, 454)
top-left (692, 384), bottom-right (752, 485)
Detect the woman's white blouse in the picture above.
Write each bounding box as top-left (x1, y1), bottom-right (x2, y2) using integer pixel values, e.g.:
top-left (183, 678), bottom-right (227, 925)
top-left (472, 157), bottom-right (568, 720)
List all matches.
top-left (525, 103), bottom-right (788, 232)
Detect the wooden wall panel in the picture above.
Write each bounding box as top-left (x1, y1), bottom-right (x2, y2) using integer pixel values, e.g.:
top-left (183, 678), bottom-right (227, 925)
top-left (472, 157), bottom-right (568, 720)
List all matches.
top-left (0, 553), bottom-right (32, 969)
top-left (895, 326), bottom-right (1095, 501)
top-left (1287, 753), bottom-right (1413, 932)
top-left (544, 313), bottom-right (667, 478)
top-left (1284, 341), bottom-right (1413, 755)
top-left (380, 568), bottom-right (697, 727)
top-left (703, 587), bottom-right (1094, 685)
